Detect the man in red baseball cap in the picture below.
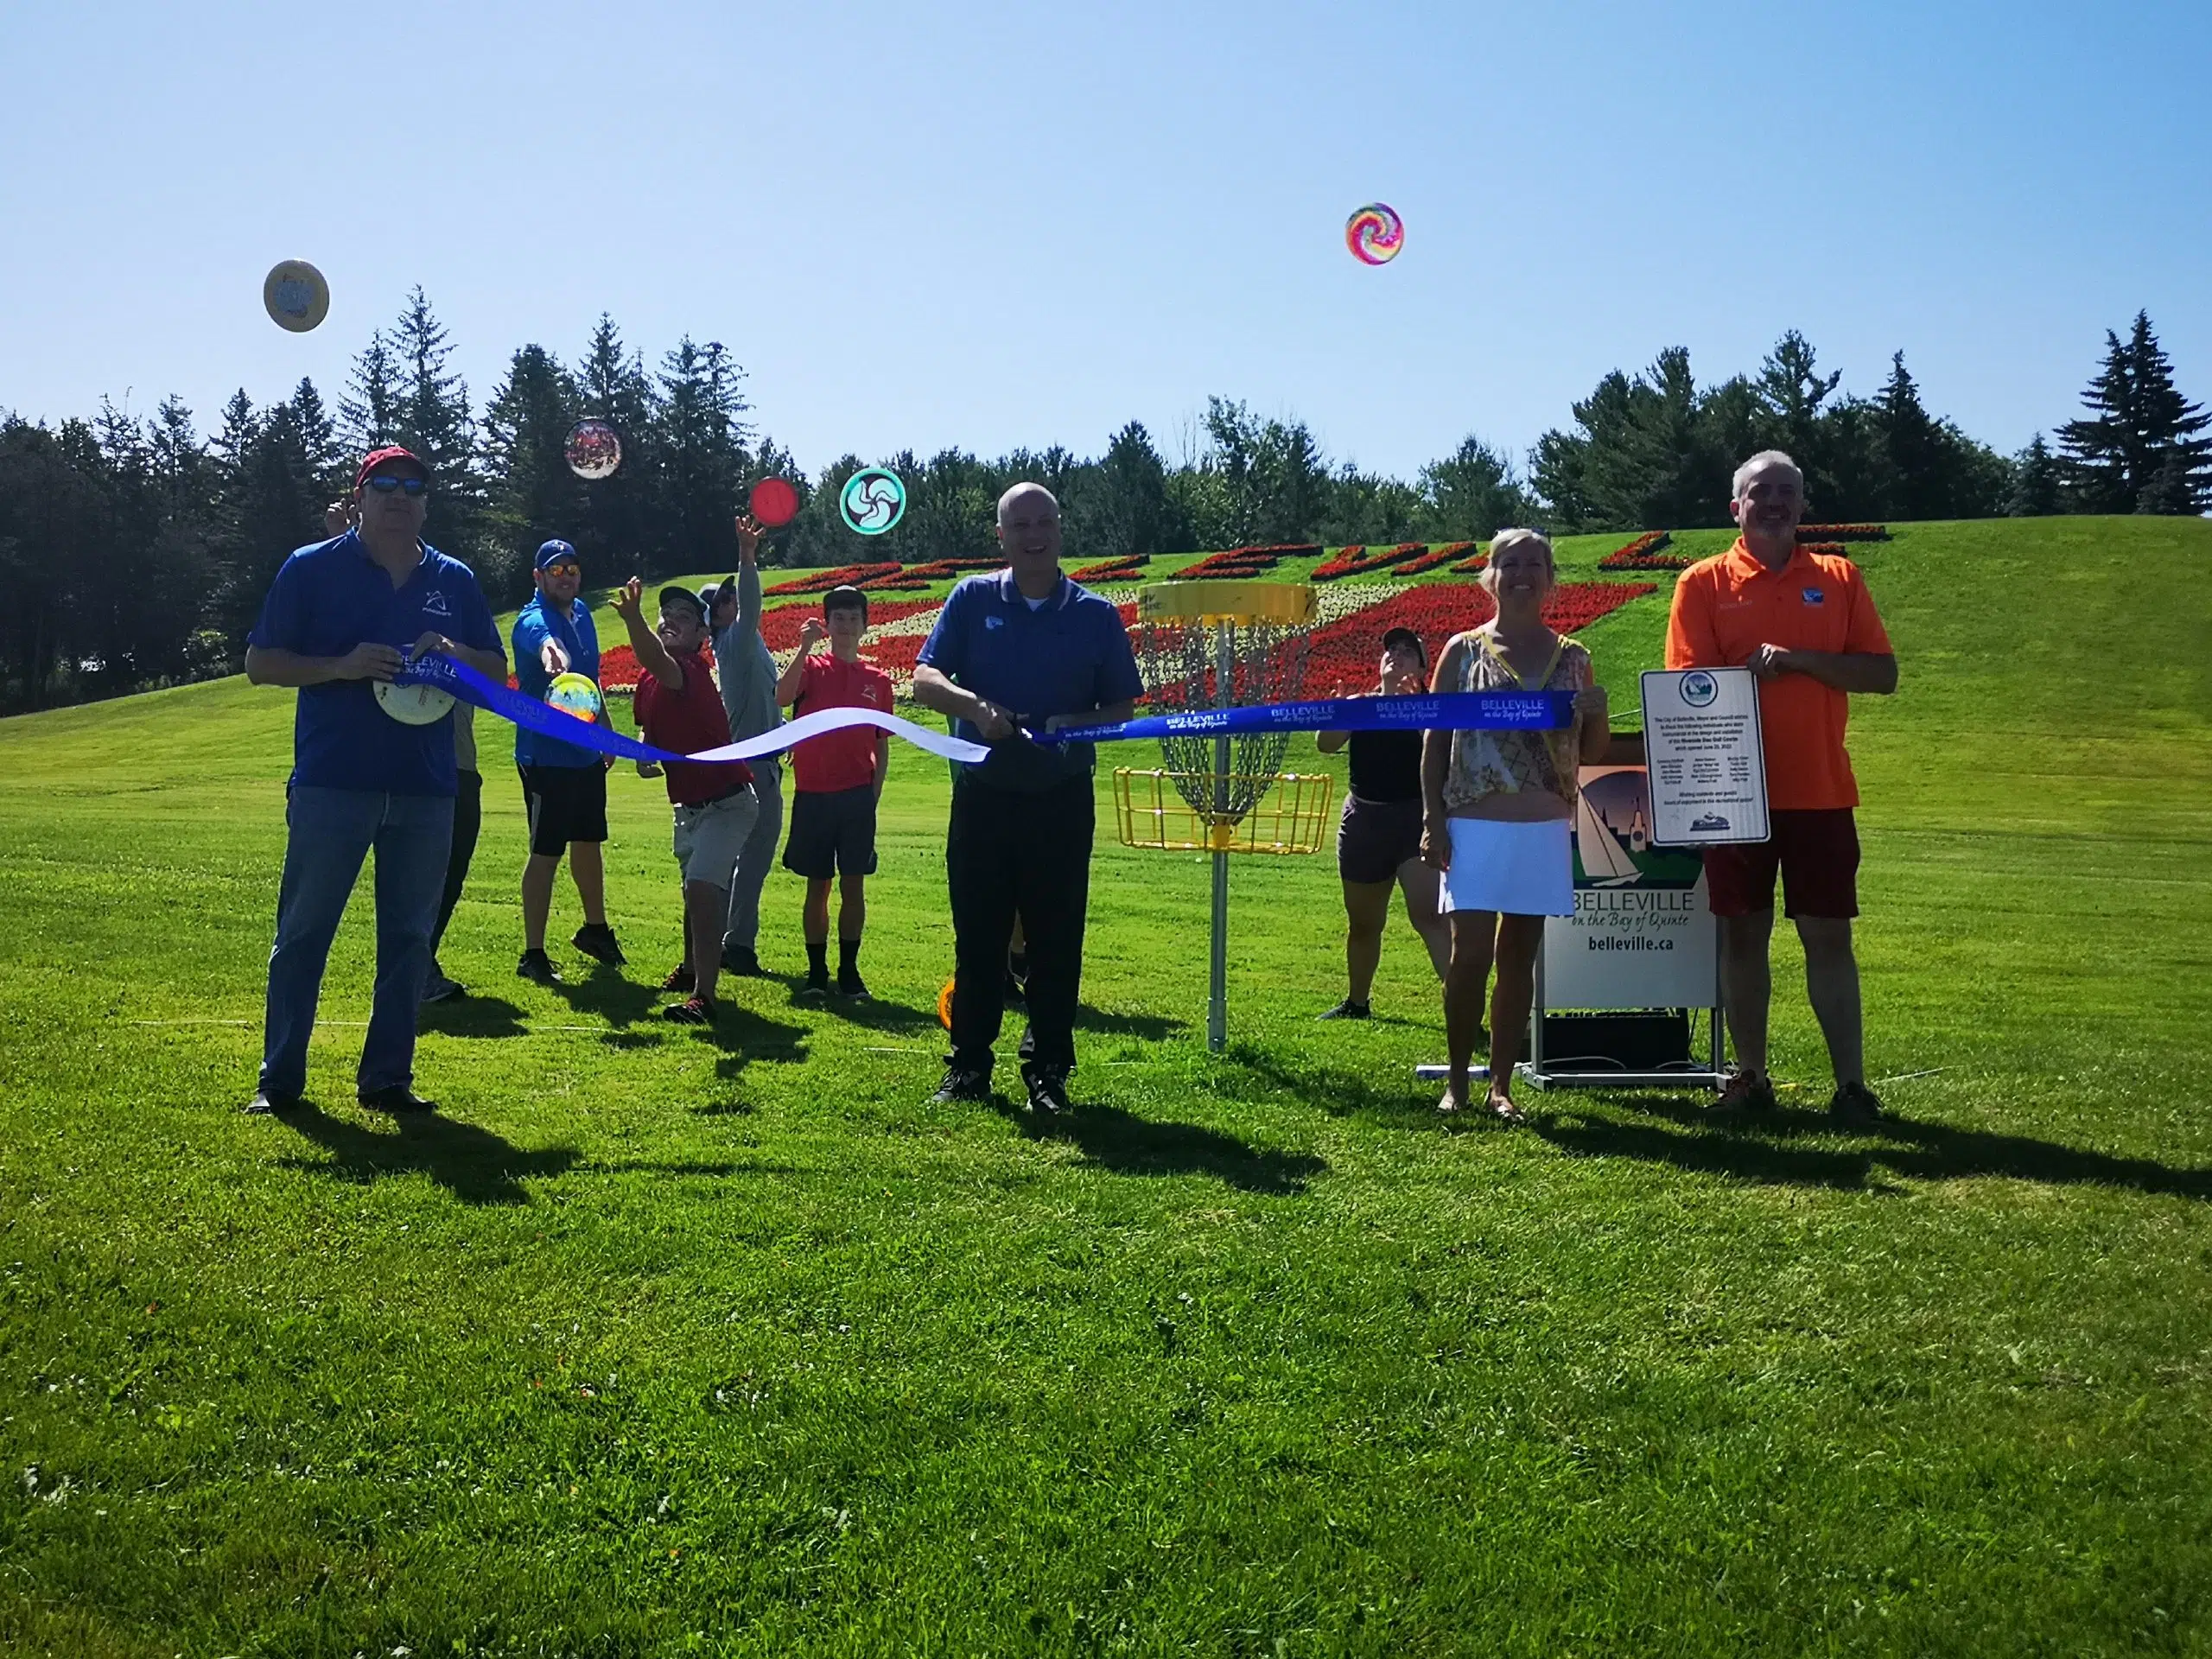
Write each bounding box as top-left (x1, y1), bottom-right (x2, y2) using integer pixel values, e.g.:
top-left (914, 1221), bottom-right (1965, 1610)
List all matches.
top-left (242, 444), bottom-right (505, 1116)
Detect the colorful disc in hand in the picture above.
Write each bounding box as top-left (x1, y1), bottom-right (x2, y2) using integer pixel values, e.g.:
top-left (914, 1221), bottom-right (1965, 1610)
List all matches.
top-left (1344, 203), bottom-right (1404, 265)
top-left (374, 678), bottom-right (455, 726)
top-left (263, 260), bottom-right (331, 332)
top-left (839, 467), bottom-right (906, 536)
top-left (564, 419), bottom-right (623, 480)
top-left (749, 476), bottom-right (801, 528)
top-left (546, 671), bottom-right (607, 726)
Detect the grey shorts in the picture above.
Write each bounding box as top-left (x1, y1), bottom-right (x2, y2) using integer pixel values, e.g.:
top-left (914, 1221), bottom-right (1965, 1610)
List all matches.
top-left (671, 786), bottom-right (760, 890)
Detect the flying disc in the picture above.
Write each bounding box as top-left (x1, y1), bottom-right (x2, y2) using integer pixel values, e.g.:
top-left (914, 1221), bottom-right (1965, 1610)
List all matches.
top-left (839, 467), bottom-right (906, 536)
top-left (1344, 204), bottom-right (1404, 265)
top-left (750, 476), bottom-right (801, 528)
top-left (546, 671), bottom-right (607, 725)
top-left (374, 678), bottom-right (455, 725)
top-left (564, 419), bottom-right (622, 480)
top-left (938, 976), bottom-right (956, 1031)
top-left (263, 260), bottom-right (330, 332)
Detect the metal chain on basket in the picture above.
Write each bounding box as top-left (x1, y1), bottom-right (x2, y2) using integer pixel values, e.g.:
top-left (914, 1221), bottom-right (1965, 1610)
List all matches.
top-left (1136, 619), bottom-right (1311, 827)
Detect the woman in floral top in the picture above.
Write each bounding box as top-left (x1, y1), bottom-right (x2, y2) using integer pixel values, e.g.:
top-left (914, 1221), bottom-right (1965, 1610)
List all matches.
top-left (1421, 529), bottom-right (1611, 1122)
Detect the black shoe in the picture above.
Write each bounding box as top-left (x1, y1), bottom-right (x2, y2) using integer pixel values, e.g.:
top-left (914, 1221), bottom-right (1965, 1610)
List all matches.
top-left (571, 922), bottom-right (626, 966)
top-left (930, 1066), bottom-right (990, 1104)
top-left (420, 966), bottom-right (464, 1004)
top-left (1022, 1063), bottom-right (1071, 1116)
top-left (359, 1085), bottom-right (435, 1115)
top-left (243, 1088), bottom-right (300, 1116)
top-left (1829, 1080), bottom-right (1885, 1126)
top-left (663, 995), bottom-right (717, 1026)
top-left (836, 971), bottom-right (870, 1002)
top-left (721, 944), bottom-right (771, 978)
top-left (516, 948), bottom-right (561, 984)
top-left (798, 972), bottom-right (830, 1001)
top-left (1713, 1071), bottom-right (1777, 1115)
top-left (661, 962), bottom-right (695, 995)
top-left (1318, 998), bottom-right (1371, 1020)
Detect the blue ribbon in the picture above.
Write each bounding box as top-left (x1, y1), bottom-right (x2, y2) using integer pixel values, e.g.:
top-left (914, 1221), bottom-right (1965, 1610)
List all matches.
top-left (1033, 690), bottom-right (1574, 745)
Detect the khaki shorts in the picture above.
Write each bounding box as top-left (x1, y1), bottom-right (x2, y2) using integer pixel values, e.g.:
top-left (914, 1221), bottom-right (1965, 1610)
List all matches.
top-left (671, 787), bottom-right (760, 891)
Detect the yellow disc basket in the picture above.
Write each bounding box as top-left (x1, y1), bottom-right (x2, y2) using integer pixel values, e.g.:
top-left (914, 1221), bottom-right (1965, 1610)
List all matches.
top-left (1116, 579), bottom-right (1332, 1051)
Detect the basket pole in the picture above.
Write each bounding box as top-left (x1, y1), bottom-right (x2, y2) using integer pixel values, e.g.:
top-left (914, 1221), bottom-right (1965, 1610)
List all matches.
top-left (1208, 620), bottom-right (1232, 1053)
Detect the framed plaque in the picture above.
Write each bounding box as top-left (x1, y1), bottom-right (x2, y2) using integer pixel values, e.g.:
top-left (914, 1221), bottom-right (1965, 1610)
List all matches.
top-left (1640, 667), bottom-right (1769, 846)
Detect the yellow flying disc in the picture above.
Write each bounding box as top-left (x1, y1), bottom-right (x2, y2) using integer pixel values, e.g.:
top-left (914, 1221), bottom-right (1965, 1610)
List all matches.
top-left (263, 260), bottom-right (330, 333)
top-left (547, 671), bottom-right (607, 725)
top-left (375, 678), bottom-right (455, 725)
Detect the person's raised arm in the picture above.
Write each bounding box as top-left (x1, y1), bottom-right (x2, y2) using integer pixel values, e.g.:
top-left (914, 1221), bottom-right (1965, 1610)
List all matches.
top-left (777, 618), bottom-right (823, 709)
top-left (610, 576), bottom-right (683, 693)
top-left (734, 514), bottom-right (766, 640)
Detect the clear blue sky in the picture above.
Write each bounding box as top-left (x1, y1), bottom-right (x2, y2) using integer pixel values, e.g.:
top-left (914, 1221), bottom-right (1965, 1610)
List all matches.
top-left (3, 0), bottom-right (2206, 480)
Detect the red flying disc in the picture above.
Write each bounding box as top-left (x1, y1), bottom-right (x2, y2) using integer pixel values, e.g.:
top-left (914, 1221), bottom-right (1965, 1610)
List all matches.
top-left (750, 477), bottom-right (800, 528)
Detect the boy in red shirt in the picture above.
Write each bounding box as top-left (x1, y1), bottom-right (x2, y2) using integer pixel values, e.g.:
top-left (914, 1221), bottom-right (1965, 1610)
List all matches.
top-left (775, 585), bottom-right (893, 1001)
top-left (612, 578), bottom-right (759, 1025)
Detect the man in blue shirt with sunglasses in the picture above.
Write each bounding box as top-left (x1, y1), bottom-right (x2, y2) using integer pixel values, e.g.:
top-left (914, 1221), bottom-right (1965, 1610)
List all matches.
top-left (242, 446), bottom-right (505, 1116)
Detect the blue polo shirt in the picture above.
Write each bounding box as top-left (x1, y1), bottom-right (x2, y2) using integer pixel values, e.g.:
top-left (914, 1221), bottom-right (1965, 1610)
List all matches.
top-left (511, 594), bottom-right (602, 768)
top-left (248, 531), bottom-right (500, 798)
top-left (917, 570), bottom-right (1143, 791)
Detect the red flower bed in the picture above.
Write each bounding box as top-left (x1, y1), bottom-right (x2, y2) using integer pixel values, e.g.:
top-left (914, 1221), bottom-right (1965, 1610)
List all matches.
top-left (1298, 582), bottom-right (1657, 696)
top-left (758, 597), bottom-right (941, 650)
top-left (1449, 547), bottom-right (1490, 574)
top-left (857, 557), bottom-right (1002, 590)
top-left (1598, 531), bottom-right (1689, 571)
top-left (1070, 555), bottom-right (1149, 582)
top-left (1311, 542), bottom-right (1429, 581)
top-left (1395, 541), bottom-right (1475, 576)
top-left (764, 562), bottom-right (902, 595)
top-left (1797, 543), bottom-right (1851, 558)
top-left (1798, 524), bottom-right (1888, 542)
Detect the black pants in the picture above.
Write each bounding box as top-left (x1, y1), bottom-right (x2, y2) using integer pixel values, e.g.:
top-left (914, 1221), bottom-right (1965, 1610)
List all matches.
top-left (429, 769), bottom-right (482, 959)
top-left (947, 775), bottom-right (1094, 1076)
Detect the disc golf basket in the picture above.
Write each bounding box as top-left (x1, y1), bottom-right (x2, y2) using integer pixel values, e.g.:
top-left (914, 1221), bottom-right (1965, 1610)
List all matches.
top-left (1117, 580), bottom-right (1334, 1052)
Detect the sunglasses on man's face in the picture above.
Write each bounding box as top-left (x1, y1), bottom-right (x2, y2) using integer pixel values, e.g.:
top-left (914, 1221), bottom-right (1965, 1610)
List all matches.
top-left (365, 474), bottom-right (429, 497)
top-left (543, 562), bottom-right (581, 578)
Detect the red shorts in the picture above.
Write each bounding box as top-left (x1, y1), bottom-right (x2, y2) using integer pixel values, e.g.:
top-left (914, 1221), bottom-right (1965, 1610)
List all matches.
top-left (1702, 809), bottom-right (1859, 919)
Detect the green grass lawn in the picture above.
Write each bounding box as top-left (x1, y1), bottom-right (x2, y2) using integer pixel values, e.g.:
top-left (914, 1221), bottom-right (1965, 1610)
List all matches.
top-left (3, 518), bottom-right (2209, 1656)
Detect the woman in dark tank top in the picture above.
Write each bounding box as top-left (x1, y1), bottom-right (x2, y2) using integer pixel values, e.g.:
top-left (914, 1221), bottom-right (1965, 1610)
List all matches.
top-left (1315, 627), bottom-right (1451, 1020)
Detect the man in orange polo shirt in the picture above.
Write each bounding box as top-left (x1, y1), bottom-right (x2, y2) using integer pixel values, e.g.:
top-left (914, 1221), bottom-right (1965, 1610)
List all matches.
top-left (1666, 450), bottom-right (1898, 1124)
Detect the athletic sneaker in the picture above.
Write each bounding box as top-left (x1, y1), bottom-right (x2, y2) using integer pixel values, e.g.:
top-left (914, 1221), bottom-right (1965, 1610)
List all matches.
top-left (930, 1066), bottom-right (990, 1104)
top-left (798, 972), bottom-right (830, 1001)
top-left (420, 968), bottom-right (464, 1004)
top-left (721, 944), bottom-right (771, 978)
top-left (242, 1089), bottom-right (299, 1116)
top-left (1713, 1071), bottom-right (1777, 1114)
top-left (661, 963), bottom-right (695, 995)
top-left (1318, 998), bottom-right (1371, 1020)
top-left (836, 971), bottom-right (871, 1003)
top-left (1828, 1080), bottom-right (1885, 1127)
top-left (359, 1085), bottom-right (435, 1114)
top-left (1022, 1063), bottom-right (1071, 1116)
top-left (516, 949), bottom-right (561, 985)
top-left (663, 995), bottom-right (716, 1026)
top-left (571, 922), bottom-right (626, 966)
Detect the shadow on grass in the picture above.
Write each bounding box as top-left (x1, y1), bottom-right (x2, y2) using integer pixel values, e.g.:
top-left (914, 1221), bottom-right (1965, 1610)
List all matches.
top-left (994, 1097), bottom-right (1325, 1195)
top-left (416, 994), bottom-right (529, 1040)
top-left (1220, 1044), bottom-right (1433, 1126)
top-left (549, 966), bottom-right (664, 1030)
top-left (1535, 1094), bottom-right (2212, 1202)
top-left (1075, 1002), bottom-right (1185, 1039)
top-left (820, 993), bottom-right (939, 1034)
top-left (272, 1103), bottom-right (577, 1205)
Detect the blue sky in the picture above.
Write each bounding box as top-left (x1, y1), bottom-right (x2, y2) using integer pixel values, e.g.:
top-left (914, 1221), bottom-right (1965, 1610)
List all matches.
top-left (2, 0), bottom-right (2206, 480)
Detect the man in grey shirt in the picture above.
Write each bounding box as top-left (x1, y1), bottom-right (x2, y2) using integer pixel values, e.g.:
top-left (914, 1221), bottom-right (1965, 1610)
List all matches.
top-left (706, 513), bottom-right (783, 977)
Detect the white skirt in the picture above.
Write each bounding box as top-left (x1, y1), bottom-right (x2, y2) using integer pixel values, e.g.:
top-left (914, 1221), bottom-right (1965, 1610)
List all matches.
top-left (1440, 816), bottom-right (1574, 916)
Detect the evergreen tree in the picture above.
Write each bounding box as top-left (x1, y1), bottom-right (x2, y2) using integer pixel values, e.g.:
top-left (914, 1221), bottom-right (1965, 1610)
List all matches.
top-left (340, 331), bottom-right (401, 455)
top-left (483, 344), bottom-right (584, 593)
top-left (1753, 330), bottom-right (1843, 500)
top-left (2009, 434), bottom-right (2061, 516)
top-left (2057, 313), bottom-right (2210, 513)
top-left (655, 336), bottom-right (752, 575)
top-left (1872, 353), bottom-right (1946, 519)
top-left (1066, 421), bottom-right (1186, 559)
top-left (573, 315), bottom-right (660, 573)
top-left (1415, 435), bottom-right (1536, 539)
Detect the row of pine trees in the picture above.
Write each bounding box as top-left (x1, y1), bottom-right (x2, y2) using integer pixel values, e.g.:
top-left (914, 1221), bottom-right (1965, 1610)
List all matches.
top-left (0, 295), bottom-right (2204, 712)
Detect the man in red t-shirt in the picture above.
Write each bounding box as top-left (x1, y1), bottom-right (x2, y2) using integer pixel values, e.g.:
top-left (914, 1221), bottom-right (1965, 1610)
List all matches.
top-left (612, 578), bottom-right (758, 1025)
top-left (1665, 450), bottom-right (1898, 1123)
top-left (774, 585), bottom-right (894, 1000)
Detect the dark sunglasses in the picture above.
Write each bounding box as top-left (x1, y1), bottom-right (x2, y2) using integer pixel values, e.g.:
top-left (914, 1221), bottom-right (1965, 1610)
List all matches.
top-left (542, 561), bottom-right (582, 577)
top-left (365, 474), bottom-right (429, 496)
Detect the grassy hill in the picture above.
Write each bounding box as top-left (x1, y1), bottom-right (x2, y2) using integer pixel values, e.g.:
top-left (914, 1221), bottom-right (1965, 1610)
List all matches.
top-left (2, 518), bottom-right (2209, 1655)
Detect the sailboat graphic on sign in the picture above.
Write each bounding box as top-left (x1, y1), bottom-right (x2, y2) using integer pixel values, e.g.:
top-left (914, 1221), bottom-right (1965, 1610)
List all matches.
top-left (1573, 788), bottom-right (1643, 887)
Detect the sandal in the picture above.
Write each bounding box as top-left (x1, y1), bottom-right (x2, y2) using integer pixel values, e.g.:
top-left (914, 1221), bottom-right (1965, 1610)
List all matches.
top-left (1488, 1095), bottom-right (1526, 1126)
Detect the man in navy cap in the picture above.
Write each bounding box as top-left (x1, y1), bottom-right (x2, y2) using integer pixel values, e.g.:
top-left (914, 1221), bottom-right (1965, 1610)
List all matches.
top-left (511, 538), bottom-right (623, 983)
top-left (242, 446), bottom-right (505, 1115)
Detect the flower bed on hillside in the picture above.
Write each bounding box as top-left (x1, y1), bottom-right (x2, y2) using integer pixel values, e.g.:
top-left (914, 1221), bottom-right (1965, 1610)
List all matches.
top-left (1449, 548), bottom-right (1490, 574)
top-left (1798, 524), bottom-right (1889, 542)
top-left (763, 562), bottom-right (902, 595)
top-left (1171, 544), bottom-right (1319, 581)
top-left (1300, 582), bottom-right (1656, 696)
top-left (1310, 542), bottom-right (1427, 581)
top-left (1395, 541), bottom-right (1475, 576)
top-left (1598, 531), bottom-right (1689, 571)
top-left (1070, 555), bottom-right (1150, 582)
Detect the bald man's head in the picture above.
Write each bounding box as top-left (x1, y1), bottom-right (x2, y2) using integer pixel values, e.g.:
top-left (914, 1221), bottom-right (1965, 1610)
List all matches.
top-left (996, 481), bottom-right (1063, 589)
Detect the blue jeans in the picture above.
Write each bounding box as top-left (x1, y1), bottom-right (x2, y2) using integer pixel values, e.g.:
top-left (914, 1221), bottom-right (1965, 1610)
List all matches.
top-left (261, 786), bottom-right (454, 1099)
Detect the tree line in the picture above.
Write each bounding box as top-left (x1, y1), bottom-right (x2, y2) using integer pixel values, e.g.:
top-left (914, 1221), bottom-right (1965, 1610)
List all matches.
top-left (1, 295), bottom-right (2203, 712)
